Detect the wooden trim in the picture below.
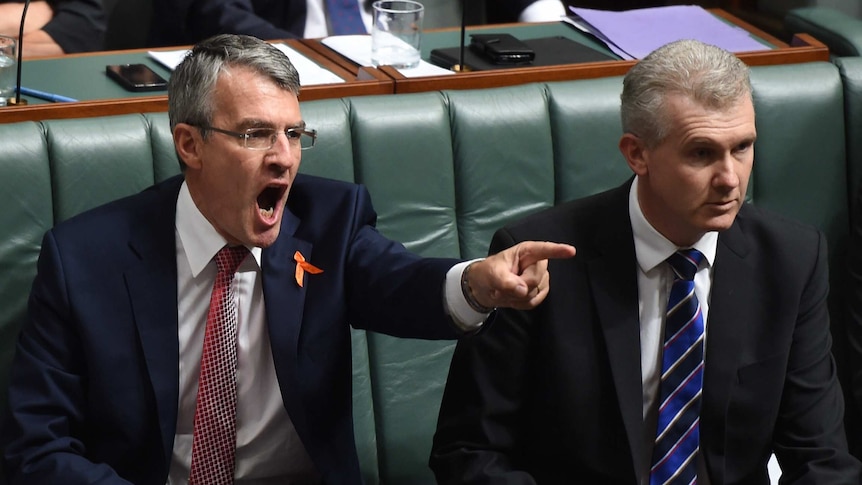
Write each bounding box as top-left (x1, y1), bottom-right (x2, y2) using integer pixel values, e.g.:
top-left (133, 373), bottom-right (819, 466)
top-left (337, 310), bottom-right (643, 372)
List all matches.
top-left (2, 39), bottom-right (393, 123)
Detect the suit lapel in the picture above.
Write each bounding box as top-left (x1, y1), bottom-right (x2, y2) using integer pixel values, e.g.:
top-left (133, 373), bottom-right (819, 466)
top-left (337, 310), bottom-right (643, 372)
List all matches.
top-left (260, 208), bottom-right (313, 428)
top-left (701, 216), bottom-right (751, 478)
top-left (587, 185), bottom-right (646, 480)
top-left (125, 178), bottom-right (183, 466)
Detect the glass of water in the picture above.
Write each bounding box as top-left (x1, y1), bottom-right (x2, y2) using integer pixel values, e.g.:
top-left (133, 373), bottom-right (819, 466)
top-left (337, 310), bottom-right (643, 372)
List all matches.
top-left (371, 0), bottom-right (424, 69)
top-left (0, 35), bottom-right (17, 107)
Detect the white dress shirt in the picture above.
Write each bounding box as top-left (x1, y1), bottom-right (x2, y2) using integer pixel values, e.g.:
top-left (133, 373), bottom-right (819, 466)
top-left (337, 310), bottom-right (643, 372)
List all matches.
top-left (628, 177), bottom-right (717, 485)
top-left (518, 0), bottom-right (566, 22)
top-left (169, 182), bottom-right (319, 484)
top-left (168, 181), bottom-right (483, 484)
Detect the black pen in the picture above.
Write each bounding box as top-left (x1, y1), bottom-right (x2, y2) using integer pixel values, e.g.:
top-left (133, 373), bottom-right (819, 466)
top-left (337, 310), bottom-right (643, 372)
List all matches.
top-left (18, 86), bottom-right (78, 103)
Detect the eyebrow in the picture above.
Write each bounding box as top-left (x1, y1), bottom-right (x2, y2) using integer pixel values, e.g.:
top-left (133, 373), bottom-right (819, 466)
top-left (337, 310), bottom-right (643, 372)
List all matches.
top-left (686, 133), bottom-right (756, 147)
top-left (234, 119), bottom-right (307, 130)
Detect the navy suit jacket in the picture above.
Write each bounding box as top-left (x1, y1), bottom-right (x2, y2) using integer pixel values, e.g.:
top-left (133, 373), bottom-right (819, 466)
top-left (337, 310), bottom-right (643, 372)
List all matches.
top-left (431, 181), bottom-right (861, 484)
top-left (2, 174), bottom-right (460, 485)
top-left (485, 0), bottom-right (544, 23)
top-left (148, 0), bottom-right (544, 47)
top-left (149, 0), bottom-right (312, 47)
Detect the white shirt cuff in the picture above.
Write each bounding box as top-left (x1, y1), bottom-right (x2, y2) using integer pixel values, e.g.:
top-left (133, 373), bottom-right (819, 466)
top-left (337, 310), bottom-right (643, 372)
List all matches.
top-left (445, 259), bottom-right (489, 331)
top-left (518, 0), bottom-right (566, 22)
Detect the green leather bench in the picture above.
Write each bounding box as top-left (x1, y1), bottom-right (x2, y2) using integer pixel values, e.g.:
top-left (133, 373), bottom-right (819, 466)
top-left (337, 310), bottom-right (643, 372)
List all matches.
top-left (0, 60), bottom-right (857, 483)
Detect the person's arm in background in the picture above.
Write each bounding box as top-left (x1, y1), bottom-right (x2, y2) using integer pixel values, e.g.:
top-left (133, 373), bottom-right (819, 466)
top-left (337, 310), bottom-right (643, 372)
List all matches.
top-left (0, 0), bottom-right (105, 57)
top-left (0, 1), bottom-right (53, 37)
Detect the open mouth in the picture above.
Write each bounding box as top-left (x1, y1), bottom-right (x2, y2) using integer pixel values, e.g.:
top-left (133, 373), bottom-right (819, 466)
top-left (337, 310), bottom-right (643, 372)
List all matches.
top-left (257, 185), bottom-right (286, 219)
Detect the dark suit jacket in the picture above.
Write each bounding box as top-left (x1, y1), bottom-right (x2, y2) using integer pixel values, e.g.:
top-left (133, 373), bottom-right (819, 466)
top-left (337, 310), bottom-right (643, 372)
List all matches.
top-left (149, 0), bottom-right (546, 47)
top-left (431, 181), bottom-right (861, 484)
top-left (1, 174), bottom-right (460, 485)
top-left (485, 0), bottom-right (656, 23)
top-left (485, 0), bottom-right (537, 23)
top-left (149, 0), bottom-right (311, 47)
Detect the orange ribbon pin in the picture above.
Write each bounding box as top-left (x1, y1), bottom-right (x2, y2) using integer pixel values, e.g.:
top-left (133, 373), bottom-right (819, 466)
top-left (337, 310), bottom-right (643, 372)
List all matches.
top-left (294, 251), bottom-right (323, 287)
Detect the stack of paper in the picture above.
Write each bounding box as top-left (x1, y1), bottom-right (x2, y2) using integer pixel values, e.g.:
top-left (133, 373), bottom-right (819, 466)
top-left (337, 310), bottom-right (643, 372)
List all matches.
top-left (148, 43), bottom-right (345, 86)
top-left (564, 5), bottom-right (770, 60)
top-left (320, 35), bottom-right (454, 77)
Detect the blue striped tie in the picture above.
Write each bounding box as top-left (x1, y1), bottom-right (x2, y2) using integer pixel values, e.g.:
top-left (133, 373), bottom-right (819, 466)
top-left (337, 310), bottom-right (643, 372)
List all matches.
top-left (326, 0), bottom-right (367, 35)
top-left (650, 249), bottom-right (705, 485)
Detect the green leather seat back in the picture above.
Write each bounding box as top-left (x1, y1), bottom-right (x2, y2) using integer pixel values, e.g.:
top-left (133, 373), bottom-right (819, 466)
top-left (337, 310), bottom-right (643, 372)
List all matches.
top-left (0, 123), bottom-right (52, 426)
top-left (298, 98), bottom-right (357, 183)
top-left (301, 97), bottom-right (379, 485)
top-left (343, 91), bottom-right (459, 484)
top-left (748, 62), bottom-right (847, 237)
top-left (547, 77), bottom-right (630, 202)
top-left (448, 83), bottom-right (556, 259)
top-left (47, 115), bottom-right (160, 222)
top-left (145, 112), bottom-right (182, 182)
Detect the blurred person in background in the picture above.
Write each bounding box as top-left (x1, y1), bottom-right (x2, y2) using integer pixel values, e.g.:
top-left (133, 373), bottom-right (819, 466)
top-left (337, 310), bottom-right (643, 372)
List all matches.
top-left (0, 0), bottom-right (105, 57)
top-left (148, 0), bottom-right (567, 47)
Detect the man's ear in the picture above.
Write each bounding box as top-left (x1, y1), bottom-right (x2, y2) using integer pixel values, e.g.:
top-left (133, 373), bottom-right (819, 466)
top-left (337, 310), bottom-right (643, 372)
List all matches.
top-left (173, 123), bottom-right (203, 170)
top-left (619, 133), bottom-right (648, 176)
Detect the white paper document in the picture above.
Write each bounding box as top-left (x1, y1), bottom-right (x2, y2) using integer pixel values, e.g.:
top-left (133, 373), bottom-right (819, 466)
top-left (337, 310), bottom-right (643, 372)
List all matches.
top-left (148, 43), bottom-right (346, 86)
top-left (321, 35), bottom-right (454, 77)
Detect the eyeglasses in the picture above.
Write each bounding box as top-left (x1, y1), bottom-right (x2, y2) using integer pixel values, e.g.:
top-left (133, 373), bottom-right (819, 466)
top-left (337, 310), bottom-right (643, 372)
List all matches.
top-left (199, 125), bottom-right (317, 151)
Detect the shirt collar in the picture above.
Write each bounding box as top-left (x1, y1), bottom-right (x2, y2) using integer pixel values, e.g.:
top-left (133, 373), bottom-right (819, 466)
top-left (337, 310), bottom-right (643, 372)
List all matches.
top-left (628, 177), bottom-right (717, 274)
top-left (176, 181), bottom-right (263, 277)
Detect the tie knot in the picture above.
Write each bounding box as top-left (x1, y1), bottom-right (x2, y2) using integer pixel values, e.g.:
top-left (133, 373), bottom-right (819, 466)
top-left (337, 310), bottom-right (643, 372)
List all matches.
top-left (667, 248), bottom-right (703, 281)
top-left (215, 245), bottom-right (248, 274)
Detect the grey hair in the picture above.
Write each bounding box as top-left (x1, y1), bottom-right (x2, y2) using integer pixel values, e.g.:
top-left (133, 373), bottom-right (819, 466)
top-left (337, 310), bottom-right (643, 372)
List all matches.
top-left (620, 39), bottom-right (752, 147)
top-left (168, 34), bottom-right (301, 132)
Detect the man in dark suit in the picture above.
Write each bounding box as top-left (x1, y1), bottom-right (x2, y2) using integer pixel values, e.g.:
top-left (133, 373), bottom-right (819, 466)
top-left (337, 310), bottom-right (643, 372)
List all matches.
top-left (147, 0), bottom-right (566, 48)
top-left (430, 39), bottom-right (861, 484)
top-left (0, 34), bottom-right (575, 484)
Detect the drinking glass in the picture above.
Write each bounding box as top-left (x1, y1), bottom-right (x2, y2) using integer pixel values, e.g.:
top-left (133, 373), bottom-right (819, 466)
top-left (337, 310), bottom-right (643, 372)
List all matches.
top-left (371, 1), bottom-right (424, 69)
top-left (0, 35), bottom-right (17, 106)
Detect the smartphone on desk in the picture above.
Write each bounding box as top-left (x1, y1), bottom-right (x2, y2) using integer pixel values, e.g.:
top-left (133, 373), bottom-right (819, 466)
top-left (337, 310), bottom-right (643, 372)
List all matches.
top-left (106, 64), bottom-right (168, 92)
top-left (470, 33), bottom-right (535, 65)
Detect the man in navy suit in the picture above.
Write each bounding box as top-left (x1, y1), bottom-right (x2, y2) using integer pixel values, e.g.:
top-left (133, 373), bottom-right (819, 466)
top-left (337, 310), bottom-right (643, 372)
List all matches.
top-left (0, 33), bottom-right (574, 484)
top-left (147, 0), bottom-right (567, 47)
top-left (430, 39), bottom-right (862, 484)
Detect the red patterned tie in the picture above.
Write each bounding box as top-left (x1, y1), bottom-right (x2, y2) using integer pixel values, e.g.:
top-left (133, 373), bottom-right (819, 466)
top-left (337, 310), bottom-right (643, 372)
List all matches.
top-left (189, 245), bottom-right (249, 485)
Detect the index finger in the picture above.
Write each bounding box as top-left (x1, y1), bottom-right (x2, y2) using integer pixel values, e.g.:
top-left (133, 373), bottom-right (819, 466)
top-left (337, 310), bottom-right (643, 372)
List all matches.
top-left (515, 241), bottom-right (576, 271)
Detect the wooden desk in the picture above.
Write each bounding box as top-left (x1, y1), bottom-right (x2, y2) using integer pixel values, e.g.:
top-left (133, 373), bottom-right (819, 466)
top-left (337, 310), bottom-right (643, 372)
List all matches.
top-left (304, 9), bottom-right (830, 94)
top-left (0, 40), bottom-right (393, 123)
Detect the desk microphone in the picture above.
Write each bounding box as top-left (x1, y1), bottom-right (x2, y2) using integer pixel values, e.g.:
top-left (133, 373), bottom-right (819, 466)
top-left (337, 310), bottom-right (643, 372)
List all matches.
top-left (13, 0), bottom-right (30, 105)
top-left (454, 0), bottom-right (470, 72)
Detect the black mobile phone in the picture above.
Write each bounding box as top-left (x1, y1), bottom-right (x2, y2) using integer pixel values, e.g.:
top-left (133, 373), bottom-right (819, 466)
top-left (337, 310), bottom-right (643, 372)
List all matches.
top-left (469, 33), bottom-right (535, 65)
top-left (106, 64), bottom-right (168, 92)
